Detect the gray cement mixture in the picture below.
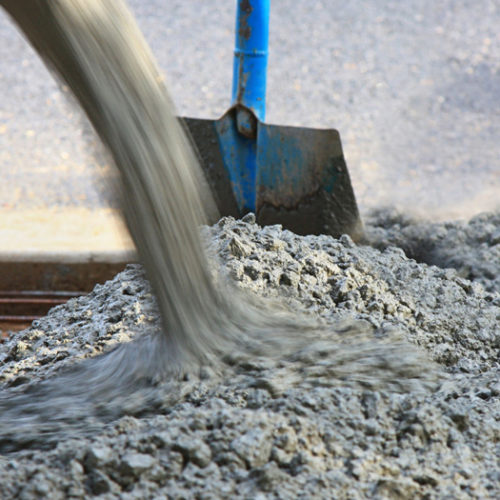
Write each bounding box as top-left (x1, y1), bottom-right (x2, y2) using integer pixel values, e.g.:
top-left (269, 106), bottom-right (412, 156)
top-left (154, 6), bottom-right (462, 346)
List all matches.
top-left (0, 211), bottom-right (499, 499)
top-left (0, 0), bottom-right (498, 498)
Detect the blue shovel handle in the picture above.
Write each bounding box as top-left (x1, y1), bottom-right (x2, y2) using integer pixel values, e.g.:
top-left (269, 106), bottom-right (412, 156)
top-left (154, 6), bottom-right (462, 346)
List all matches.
top-left (231, 0), bottom-right (270, 125)
top-left (215, 0), bottom-right (270, 214)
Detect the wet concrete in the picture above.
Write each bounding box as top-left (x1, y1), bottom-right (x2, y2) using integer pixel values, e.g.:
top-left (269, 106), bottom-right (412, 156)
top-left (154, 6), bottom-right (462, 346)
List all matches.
top-left (0, 1), bottom-right (498, 498)
top-left (0, 212), bottom-right (498, 498)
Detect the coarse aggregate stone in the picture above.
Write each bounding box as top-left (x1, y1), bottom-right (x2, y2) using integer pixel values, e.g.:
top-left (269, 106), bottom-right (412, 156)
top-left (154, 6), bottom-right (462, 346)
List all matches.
top-left (0, 211), bottom-right (499, 499)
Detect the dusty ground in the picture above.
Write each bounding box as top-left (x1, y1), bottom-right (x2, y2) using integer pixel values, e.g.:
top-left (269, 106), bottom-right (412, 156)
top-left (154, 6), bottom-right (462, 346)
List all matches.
top-left (1, 0), bottom-right (499, 219)
top-left (0, 210), bottom-right (498, 499)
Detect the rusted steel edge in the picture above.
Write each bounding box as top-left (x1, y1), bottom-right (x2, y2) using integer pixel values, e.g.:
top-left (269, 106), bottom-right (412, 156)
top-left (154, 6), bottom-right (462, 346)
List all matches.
top-left (0, 291), bottom-right (83, 298)
top-left (0, 315), bottom-right (41, 323)
top-left (0, 298), bottom-right (69, 305)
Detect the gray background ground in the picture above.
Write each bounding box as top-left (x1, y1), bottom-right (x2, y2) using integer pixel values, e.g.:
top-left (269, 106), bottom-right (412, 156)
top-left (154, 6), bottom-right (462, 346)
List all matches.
top-left (0, 0), bottom-right (499, 217)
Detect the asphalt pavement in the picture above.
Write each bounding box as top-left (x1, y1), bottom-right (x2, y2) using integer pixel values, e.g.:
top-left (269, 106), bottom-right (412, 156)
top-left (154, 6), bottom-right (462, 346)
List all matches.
top-left (0, 0), bottom-right (498, 249)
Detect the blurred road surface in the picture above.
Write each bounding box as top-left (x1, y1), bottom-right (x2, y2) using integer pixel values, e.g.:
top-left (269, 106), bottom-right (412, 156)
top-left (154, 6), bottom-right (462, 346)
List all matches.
top-left (0, 0), bottom-right (498, 252)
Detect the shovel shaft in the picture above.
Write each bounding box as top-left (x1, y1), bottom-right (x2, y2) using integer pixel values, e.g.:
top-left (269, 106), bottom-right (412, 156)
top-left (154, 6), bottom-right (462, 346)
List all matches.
top-left (226, 0), bottom-right (270, 213)
top-left (232, 0), bottom-right (269, 121)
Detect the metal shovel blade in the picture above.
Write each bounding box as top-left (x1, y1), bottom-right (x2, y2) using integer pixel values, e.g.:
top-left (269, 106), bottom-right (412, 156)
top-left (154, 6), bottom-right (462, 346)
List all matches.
top-left (256, 121), bottom-right (362, 240)
top-left (182, 111), bottom-right (362, 240)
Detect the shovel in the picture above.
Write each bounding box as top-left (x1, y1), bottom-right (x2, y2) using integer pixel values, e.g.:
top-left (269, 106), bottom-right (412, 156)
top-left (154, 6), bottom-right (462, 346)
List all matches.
top-left (183, 0), bottom-right (362, 239)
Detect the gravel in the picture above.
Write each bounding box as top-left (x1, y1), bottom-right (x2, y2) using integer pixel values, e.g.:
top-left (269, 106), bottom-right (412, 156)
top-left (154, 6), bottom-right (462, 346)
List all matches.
top-left (0, 211), bottom-right (499, 499)
top-left (365, 208), bottom-right (500, 294)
